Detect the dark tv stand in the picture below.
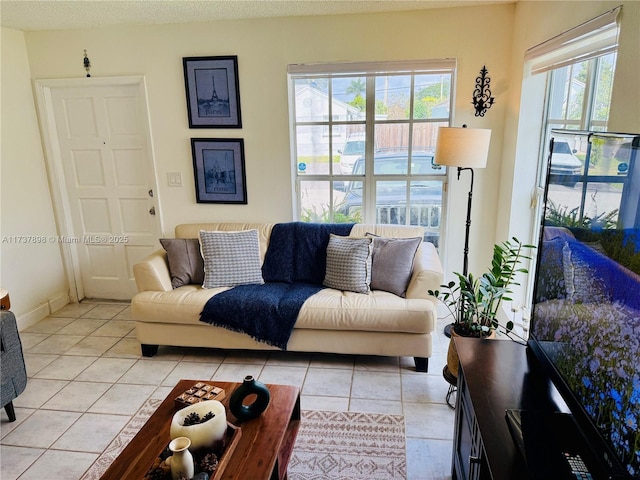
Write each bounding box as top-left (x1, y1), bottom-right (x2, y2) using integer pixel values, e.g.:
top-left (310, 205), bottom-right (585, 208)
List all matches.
top-left (451, 337), bottom-right (606, 480)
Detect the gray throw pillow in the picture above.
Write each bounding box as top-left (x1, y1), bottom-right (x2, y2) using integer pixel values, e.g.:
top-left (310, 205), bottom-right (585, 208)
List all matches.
top-left (323, 235), bottom-right (372, 294)
top-left (159, 238), bottom-right (205, 288)
top-left (199, 229), bottom-right (264, 288)
top-left (369, 236), bottom-right (421, 297)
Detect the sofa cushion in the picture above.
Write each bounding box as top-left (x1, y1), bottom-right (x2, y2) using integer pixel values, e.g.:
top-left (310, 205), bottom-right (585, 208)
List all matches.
top-left (323, 235), bottom-right (373, 294)
top-left (199, 229), bottom-right (264, 288)
top-left (132, 287), bottom-right (434, 334)
top-left (160, 238), bottom-right (205, 288)
top-left (369, 236), bottom-right (421, 297)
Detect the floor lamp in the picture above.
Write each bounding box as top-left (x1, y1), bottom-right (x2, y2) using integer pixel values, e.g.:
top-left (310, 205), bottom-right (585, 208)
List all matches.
top-left (435, 125), bottom-right (491, 338)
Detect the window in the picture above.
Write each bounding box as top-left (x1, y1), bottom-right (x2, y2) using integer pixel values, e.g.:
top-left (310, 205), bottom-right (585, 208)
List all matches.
top-left (517, 7), bottom-right (621, 305)
top-left (542, 55), bottom-right (618, 228)
top-left (526, 8), bottom-right (621, 224)
top-left (288, 60), bottom-right (455, 246)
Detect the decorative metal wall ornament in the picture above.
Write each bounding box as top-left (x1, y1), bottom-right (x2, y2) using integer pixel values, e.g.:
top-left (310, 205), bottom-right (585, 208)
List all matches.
top-left (472, 65), bottom-right (495, 117)
top-left (83, 50), bottom-right (91, 77)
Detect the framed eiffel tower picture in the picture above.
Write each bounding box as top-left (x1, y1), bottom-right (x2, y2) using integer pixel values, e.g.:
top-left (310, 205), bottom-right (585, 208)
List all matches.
top-left (183, 56), bottom-right (242, 128)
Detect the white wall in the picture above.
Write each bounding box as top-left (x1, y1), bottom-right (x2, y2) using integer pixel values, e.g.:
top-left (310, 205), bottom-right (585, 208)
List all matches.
top-left (22, 4), bottom-right (515, 279)
top-left (0, 27), bottom-right (70, 328)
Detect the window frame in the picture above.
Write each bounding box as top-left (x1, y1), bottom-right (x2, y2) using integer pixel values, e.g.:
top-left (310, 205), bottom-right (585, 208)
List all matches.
top-left (287, 59), bottom-right (456, 245)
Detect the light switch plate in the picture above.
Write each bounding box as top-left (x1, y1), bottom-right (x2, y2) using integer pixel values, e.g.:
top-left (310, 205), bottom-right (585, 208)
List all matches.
top-left (167, 172), bottom-right (182, 187)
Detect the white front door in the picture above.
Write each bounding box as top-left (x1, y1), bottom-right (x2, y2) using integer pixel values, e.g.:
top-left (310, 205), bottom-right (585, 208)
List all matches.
top-left (43, 79), bottom-right (160, 300)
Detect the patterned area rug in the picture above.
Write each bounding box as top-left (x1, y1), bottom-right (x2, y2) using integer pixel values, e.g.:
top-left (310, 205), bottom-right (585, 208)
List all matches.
top-left (82, 399), bottom-right (406, 480)
top-left (289, 410), bottom-right (406, 480)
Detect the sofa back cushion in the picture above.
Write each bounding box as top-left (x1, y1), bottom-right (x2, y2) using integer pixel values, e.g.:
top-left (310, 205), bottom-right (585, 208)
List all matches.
top-left (176, 223), bottom-right (273, 261)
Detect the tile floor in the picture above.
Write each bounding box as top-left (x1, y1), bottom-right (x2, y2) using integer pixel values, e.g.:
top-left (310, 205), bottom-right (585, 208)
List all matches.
top-left (1, 301), bottom-right (456, 480)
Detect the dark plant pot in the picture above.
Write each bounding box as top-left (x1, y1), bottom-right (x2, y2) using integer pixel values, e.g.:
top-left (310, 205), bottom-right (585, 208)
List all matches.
top-left (447, 326), bottom-right (495, 379)
top-left (229, 375), bottom-right (270, 421)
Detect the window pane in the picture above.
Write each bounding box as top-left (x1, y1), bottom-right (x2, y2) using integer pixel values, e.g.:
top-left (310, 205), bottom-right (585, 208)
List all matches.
top-left (373, 148), bottom-right (407, 175)
top-left (376, 180), bottom-right (408, 224)
top-left (294, 78), bottom-right (329, 122)
top-left (299, 181), bottom-right (330, 221)
top-left (376, 75), bottom-right (411, 120)
top-left (296, 125), bottom-right (330, 175)
top-left (332, 77), bottom-right (366, 121)
top-left (548, 69), bottom-right (569, 121)
top-left (299, 180), bottom-right (356, 223)
top-left (567, 62), bottom-right (587, 121)
top-left (410, 180), bottom-right (443, 246)
top-left (336, 181), bottom-right (364, 223)
top-left (412, 122), bottom-right (442, 154)
top-left (413, 73), bottom-right (451, 119)
top-left (591, 53), bottom-right (616, 124)
top-left (375, 123), bottom-right (410, 154)
top-left (337, 126), bottom-right (366, 175)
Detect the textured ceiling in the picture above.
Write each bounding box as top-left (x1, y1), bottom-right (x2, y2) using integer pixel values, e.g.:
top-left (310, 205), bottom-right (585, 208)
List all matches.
top-left (0, 0), bottom-right (513, 31)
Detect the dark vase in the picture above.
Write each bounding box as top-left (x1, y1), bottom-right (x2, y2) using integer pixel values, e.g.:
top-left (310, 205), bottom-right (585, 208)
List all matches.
top-left (229, 375), bottom-right (270, 421)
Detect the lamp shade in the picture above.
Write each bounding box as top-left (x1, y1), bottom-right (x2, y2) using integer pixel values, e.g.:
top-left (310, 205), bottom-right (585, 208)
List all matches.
top-left (435, 127), bottom-right (491, 168)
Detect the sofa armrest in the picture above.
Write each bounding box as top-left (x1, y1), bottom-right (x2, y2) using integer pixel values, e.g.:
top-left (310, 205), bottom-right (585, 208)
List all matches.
top-left (133, 249), bottom-right (173, 292)
top-left (405, 242), bottom-right (443, 300)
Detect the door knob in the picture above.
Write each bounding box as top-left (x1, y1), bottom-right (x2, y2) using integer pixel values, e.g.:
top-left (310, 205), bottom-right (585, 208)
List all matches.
top-left (149, 206), bottom-right (156, 215)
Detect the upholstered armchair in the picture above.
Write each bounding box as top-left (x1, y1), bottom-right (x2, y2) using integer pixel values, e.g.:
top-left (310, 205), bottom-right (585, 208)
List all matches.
top-left (1, 310), bottom-right (27, 422)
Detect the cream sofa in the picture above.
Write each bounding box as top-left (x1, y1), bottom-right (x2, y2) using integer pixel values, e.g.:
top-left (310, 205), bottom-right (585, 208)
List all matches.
top-left (132, 223), bottom-right (443, 371)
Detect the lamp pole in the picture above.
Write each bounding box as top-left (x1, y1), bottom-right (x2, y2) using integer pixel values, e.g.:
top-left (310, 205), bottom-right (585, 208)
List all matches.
top-left (444, 166), bottom-right (475, 338)
top-left (459, 166), bottom-right (474, 277)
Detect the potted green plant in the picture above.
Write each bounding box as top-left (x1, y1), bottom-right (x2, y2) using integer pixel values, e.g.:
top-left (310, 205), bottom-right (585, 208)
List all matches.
top-left (429, 237), bottom-right (535, 377)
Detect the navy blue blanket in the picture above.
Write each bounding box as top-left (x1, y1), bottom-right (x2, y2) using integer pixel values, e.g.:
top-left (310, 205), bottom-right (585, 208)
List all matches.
top-left (199, 222), bottom-right (354, 349)
top-left (200, 282), bottom-right (323, 349)
top-left (262, 222), bottom-right (354, 284)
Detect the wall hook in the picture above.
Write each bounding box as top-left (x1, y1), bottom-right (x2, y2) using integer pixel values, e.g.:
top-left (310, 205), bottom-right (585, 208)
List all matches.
top-left (83, 50), bottom-right (91, 77)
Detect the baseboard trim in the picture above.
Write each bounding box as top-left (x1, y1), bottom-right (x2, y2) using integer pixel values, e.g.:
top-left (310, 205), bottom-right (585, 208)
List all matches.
top-left (16, 293), bottom-right (70, 331)
top-left (48, 293), bottom-right (70, 315)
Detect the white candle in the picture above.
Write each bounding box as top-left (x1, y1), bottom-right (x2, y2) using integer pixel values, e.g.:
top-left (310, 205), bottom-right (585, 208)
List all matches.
top-left (170, 400), bottom-right (227, 450)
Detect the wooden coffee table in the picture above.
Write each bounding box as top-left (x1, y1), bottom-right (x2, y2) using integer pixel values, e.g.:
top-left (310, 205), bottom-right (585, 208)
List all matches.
top-left (100, 379), bottom-right (300, 480)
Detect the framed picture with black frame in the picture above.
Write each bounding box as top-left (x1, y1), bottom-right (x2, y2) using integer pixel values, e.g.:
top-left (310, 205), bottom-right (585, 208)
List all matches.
top-left (191, 138), bottom-right (247, 204)
top-left (183, 56), bottom-right (242, 128)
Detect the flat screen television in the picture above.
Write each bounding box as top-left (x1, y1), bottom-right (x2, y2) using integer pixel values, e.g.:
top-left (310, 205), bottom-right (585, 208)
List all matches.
top-left (529, 129), bottom-right (640, 479)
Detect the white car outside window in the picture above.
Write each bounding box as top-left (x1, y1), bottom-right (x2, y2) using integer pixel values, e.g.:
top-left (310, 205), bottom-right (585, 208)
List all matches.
top-left (338, 133), bottom-right (366, 174)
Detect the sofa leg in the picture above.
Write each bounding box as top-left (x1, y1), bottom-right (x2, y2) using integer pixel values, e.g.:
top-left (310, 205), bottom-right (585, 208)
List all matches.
top-left (414, 357), bottom-right (429, 372)
top-left (4, 401), bottom-right (16, 422)
top-left (141, 344), bottom-right (159, 357)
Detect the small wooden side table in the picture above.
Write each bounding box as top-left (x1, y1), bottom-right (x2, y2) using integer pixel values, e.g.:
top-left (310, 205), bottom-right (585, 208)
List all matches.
top-left (0, 289), bottom-right (10, 311)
